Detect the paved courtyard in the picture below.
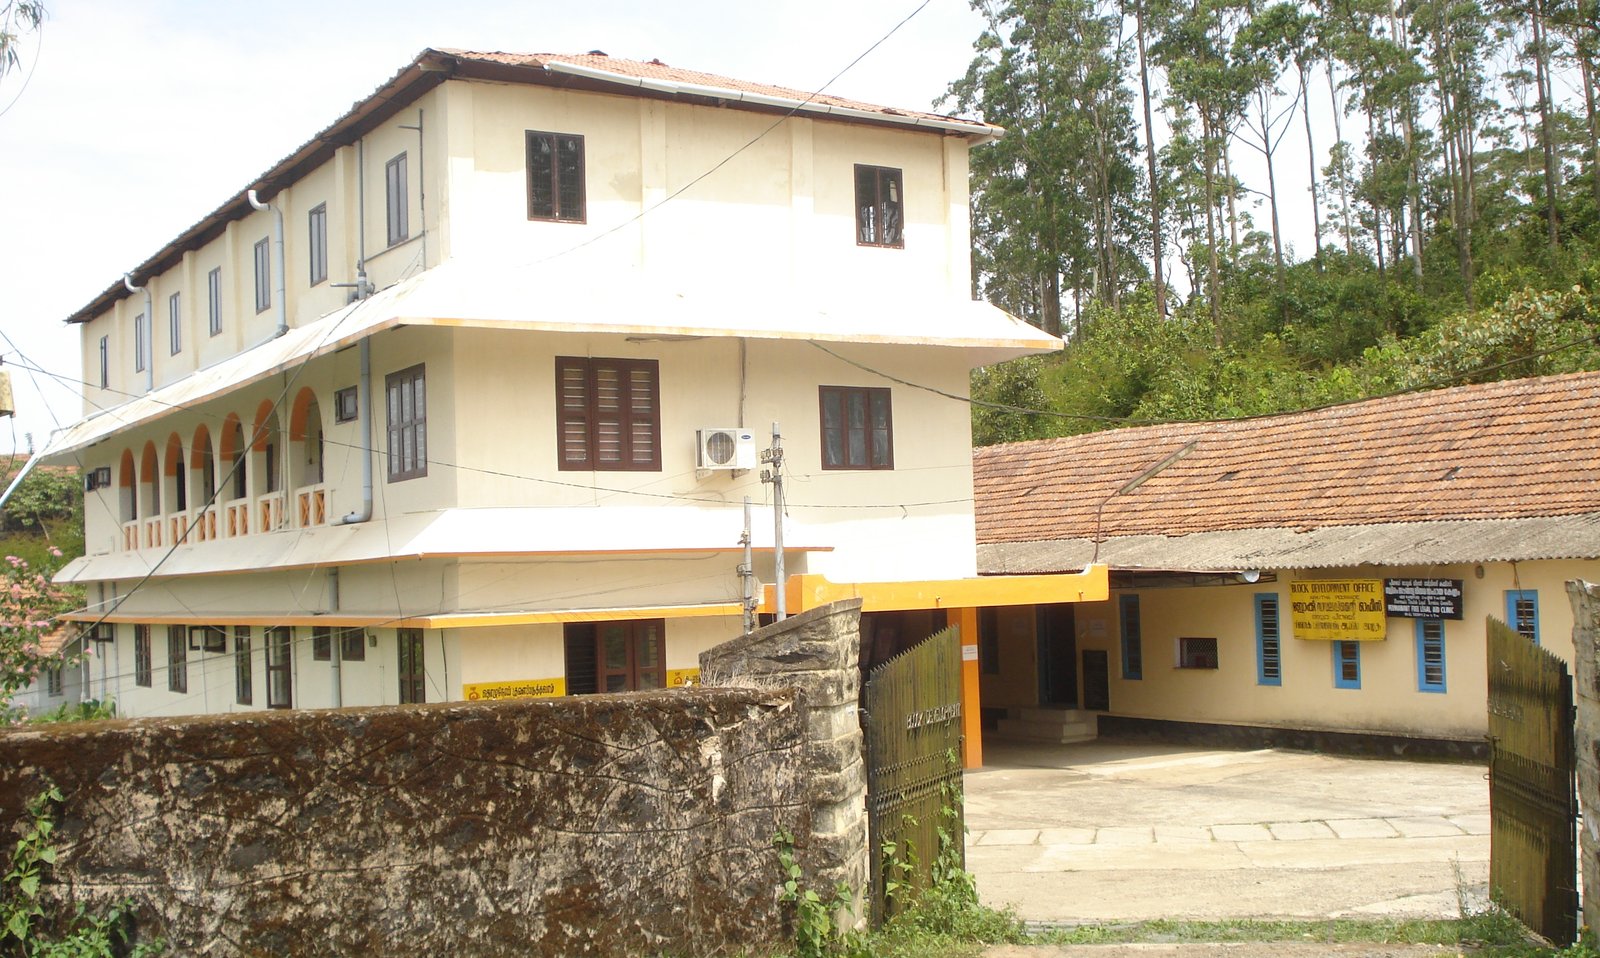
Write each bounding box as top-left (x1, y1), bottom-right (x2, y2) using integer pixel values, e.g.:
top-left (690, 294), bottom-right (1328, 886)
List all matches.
top-left (964, 740), bottom-right (1490, 924)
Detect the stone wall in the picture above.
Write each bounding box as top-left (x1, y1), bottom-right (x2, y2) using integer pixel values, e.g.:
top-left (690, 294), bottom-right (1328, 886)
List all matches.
top-left (0, 688), bottom-right (812, 957)
top-left (700, 599), bottom-right (868, 930)
top-left (1570, 580), bottom-right (1600, 938)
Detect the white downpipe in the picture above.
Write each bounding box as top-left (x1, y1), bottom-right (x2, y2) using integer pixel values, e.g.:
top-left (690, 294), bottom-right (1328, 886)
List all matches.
top-left (335, 337), bottom-right (373, 526)
top-left (246, 190), bottom-right (288, 338)
top-left (122, 274), bottom-right (154, 393)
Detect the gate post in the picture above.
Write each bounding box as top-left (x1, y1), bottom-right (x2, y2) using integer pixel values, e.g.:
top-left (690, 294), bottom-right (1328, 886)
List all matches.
top-left (1569, 580), bottom-right (1600, 939)
top-left (699, 599), bottom-right (869, 932)
top-left (953, 606), bottom-right (983, 769)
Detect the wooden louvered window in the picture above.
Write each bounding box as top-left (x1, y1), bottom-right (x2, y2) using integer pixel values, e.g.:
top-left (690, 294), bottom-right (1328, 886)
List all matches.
top-left (385, 364), bottom-right (427, 481)
top-left (555, 357), bottom-right (661, 471)
top-left (527, 131), bottom-right (586, 223)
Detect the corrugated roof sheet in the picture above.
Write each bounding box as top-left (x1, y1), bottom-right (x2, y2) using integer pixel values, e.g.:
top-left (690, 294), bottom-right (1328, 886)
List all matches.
top-left (978, 512), bottom-right (1600, 574)
top-left (449, 50), bottom-right (996, 131)
top-left (975, 371), bottom-right (1600, 547)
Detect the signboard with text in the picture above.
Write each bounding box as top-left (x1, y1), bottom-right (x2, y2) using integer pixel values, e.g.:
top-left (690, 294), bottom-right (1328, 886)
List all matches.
top-left (462, 677), bottom-right (566, 701)
top-left (1384, 578), bottom-right (1464, 619)
top-left (1289, 579), bottom-right (1388, 641)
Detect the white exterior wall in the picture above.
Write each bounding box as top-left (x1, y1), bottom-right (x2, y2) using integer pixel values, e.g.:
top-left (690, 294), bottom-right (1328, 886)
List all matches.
top-left (59, 72), bottom-right (1002, 719)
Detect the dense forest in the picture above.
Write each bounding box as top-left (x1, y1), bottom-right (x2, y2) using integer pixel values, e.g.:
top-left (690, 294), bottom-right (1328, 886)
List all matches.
top-left (948, 0), bottom-right (1600, 443)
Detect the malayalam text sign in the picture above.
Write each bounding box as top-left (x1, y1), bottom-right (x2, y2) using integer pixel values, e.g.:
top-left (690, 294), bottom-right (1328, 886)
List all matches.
top-left (1383, 578), bottom-right (1464, 619)
top-left (462, 677), bottom-right (566, 701)
top-left (1290, 579), bottom-right (1387, 641)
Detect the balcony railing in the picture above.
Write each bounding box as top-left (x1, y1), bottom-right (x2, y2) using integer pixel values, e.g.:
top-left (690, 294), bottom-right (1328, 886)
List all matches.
top-left (224, 500), bottom-right (250, 538)
top-left (192, 505), bottom-right (219, 542)
top-left (296, 484), bottom-right (327, 527)
top-left (117, 486), bottom-right (332, 552)
top-left (256, 491), bottom-right (287, 534)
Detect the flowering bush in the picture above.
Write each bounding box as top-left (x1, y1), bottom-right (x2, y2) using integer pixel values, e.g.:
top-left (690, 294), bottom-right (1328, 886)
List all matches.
top-left (0, 550), bottom-right (75, 723)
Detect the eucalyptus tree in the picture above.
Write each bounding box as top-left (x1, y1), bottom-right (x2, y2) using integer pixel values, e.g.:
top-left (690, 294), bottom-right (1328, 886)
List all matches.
top-left (948, 0), bottom-right (1144, 338)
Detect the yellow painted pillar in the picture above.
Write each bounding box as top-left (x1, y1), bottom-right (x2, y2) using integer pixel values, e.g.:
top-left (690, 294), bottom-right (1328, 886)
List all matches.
top-left (954, 606), bottom-right (983, 769)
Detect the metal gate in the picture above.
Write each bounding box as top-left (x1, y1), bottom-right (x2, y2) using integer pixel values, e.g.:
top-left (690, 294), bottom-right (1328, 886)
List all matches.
top-left (861, 624), bottom-right (964, 924)
top-left (1487, 615), bottom-right (1577, 944)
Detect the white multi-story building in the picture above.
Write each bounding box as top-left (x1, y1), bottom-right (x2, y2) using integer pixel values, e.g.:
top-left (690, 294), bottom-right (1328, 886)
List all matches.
top-left (33, 50), bottom-right (1101, 744)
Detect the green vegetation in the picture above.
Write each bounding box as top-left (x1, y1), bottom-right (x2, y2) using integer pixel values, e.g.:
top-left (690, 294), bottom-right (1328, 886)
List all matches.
top-left (949, 0), bottom-right (1600, 441)
top-left (1, 785), bottom-right (161, 957)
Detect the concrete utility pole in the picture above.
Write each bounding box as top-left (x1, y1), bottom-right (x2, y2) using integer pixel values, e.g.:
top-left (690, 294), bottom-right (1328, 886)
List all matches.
top-left (738, 496), bottom-right (757, 633)
top-left (761, 423), bottom-right (787, 621)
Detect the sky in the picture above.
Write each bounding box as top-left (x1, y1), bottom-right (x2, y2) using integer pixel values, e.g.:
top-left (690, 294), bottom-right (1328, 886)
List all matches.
top-left (0, 0), bottom-right (996, 456)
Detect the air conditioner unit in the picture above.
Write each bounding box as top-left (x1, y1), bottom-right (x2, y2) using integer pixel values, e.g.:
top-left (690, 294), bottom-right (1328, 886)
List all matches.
top-left (696, 428), bottom-right (757, 471)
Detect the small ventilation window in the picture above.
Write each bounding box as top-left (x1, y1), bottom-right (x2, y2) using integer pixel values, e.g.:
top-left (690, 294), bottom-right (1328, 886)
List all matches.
top-left (1440, 466), bottom-right (1461, 480)
top-left (1218, 470), bottom-right (1239, 481)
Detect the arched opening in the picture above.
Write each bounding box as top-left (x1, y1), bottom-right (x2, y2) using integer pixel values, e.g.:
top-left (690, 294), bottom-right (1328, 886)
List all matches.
top-left (190, 424), bottom-right (215, 508)
top-left (219, 414), bottom-right (247, 503)
top-left (163, 433), bottom-right (186, 514)
top-left (118, 449), bottom-right (137, 523)
top-left (289, 388), bottom-right (324, 487)
top-left (251, 399), bottom-right (282, 497)
top-left (139, 441), bottom-right (161, 518)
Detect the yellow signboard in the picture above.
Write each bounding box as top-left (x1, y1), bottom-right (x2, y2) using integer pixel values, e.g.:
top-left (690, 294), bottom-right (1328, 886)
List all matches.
top-left (1289, 580), bottom-right (1388, 641)
top-left (462, 677), bottom-right (566, 701)
top-left (666, 668), bottom-right (701, 688)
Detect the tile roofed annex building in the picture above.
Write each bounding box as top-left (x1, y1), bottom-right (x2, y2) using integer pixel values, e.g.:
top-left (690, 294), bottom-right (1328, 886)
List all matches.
top-left (969, 371), bottom-right (1600, 749)
top-left (32, 48), bottom-right (1107, 744)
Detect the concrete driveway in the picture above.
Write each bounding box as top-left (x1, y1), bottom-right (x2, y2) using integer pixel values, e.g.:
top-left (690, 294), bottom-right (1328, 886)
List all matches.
top-left (964, 740), bottom-right (1490, 924)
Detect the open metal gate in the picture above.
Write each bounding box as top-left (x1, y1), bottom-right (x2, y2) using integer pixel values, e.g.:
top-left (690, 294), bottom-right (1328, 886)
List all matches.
top-left (1487, 615), bottom-right (1577, 944)
top-left (861, 624), bottom-right (964, 925)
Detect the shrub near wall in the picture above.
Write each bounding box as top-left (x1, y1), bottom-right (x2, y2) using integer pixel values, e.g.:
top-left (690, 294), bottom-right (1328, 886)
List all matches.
top-left (0, 690), bottom-right (811, 957)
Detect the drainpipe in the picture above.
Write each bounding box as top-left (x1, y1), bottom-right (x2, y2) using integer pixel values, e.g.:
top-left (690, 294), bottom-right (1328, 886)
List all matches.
top-left (328, 568), bottom-right (343, 708)
top-left (246, 190), bottom-right (288, 338)
top-left (123, 274), bottom-right (154, 393)
top-left (335, 337), bottom-right (373, 526)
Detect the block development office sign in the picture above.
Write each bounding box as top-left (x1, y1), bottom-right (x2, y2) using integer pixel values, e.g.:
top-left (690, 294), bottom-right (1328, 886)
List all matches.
top-left (1289, 579), bottom-right (1388, 641)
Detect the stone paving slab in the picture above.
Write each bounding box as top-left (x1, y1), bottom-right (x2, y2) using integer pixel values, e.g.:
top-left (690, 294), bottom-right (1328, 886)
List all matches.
top-left (1385, 816), bottom-right (1467, 838)
top-left (1325, 817), bottom-right (1401, 839)
top-left (1153, 825), bottom-right (1214, 843)
top-left (1096, 826), bottom-right (1156, 845)
top-left (1209, 823), bottom-right (1274, 842)
top-left (1265, 820), bottom-right (1338, 841)
top-left (1038, 827), bottom-right (1098, 845)
top-left (976, 828), bottom-right (1042, 846)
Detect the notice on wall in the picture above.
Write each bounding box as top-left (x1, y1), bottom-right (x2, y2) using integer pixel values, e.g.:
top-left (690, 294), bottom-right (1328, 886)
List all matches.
top-left (1384, 578), bottom-right (1465, 619)
top-left (463, 677), bottom-right (566, 701)
top-left (666, 668), bottom-right (701, 688)
top-left (1289, 579), bottom-right (1388, 641)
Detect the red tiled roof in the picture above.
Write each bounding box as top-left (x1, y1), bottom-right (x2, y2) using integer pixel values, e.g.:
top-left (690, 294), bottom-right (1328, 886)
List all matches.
top-left (974, 371), bottom-right (1600, 544)
top-left (442, 50), bottom-right (990, 129)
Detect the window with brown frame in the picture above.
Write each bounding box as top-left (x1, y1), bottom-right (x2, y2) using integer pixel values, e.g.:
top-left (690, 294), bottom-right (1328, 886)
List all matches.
top-left (385, 364), bottom-right (427, 481)
top-left (312, 626), bottom-right (332, 661)
top-left (167, 625), bottom-right (187, 694)
top-left (266, 626), bottom-right (292, 708)
top-left (819, 385), bottom-right (893, 470)
top-left (398, 628), bottom-right (425, 704)
top-left (340, 628), bottom-right (366, 662)
top-left (555, 357), bottom-right (661, 471)
top-left (563, 620), bottom-right (664, 694)
top-left (526, 131), bottom-right (585, 222)
top-left (234, 626), bottom-right (252, 705)
top-left (854, 164), bottom-right (904, 247)
top-left (308, 203), bottom-right (328, 285)
top-left (134, 624), bottom-right (152, 687)
top-left (386, 153), bottom-right (409, 247)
